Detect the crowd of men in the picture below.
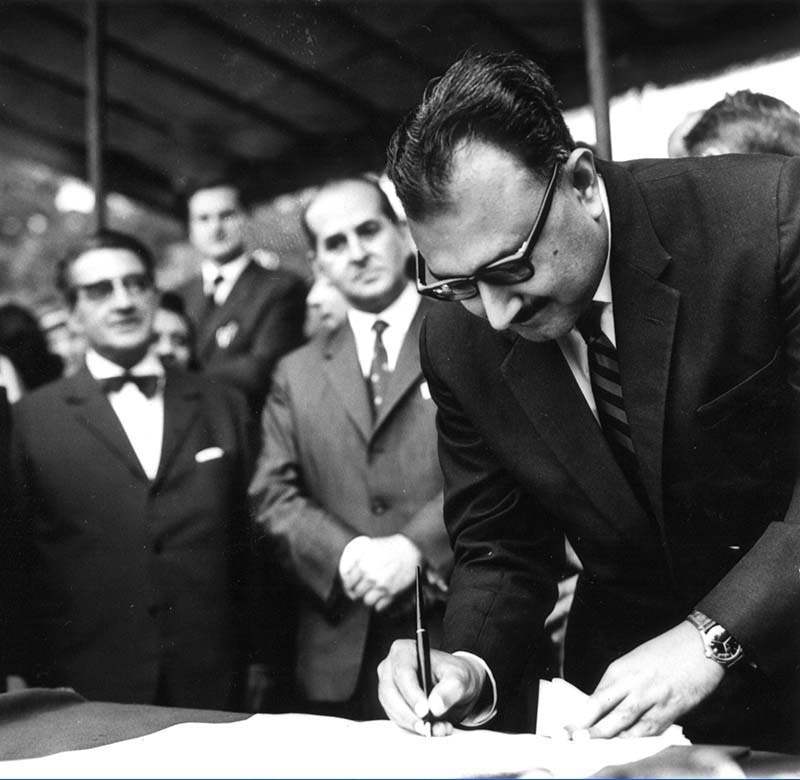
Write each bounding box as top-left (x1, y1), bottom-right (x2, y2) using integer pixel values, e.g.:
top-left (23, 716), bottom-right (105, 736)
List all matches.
top-left (2, 50), bottom-right (800, 755)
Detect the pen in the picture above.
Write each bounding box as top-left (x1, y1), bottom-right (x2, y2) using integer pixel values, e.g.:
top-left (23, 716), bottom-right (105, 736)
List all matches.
top-left (415, 565), bottom-right (433, 737)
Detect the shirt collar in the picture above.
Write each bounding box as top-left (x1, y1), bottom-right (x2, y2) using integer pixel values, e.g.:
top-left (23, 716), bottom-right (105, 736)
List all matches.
top-left (201, 253), bottom-right (249, 292)
top-left (346, 281), bottom-right (420, 339)
top-left (86, 348), bottom-right (165, 380)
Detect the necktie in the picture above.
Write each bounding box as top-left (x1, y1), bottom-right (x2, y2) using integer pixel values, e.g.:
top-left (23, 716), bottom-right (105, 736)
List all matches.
top-left (368, 319), bottom-right (390, 418)
top-left (577, 302), bottom-right (650, 509)
top-left (206, 273), bottom-right (224, 312)
top-left (100, 373), bottom-right (159, 399)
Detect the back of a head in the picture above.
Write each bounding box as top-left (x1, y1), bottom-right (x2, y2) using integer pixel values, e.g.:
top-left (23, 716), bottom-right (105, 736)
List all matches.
top-left (386, 50), bottom-right (574, 221)
top-left (684, 90), bottom-right (800, 156)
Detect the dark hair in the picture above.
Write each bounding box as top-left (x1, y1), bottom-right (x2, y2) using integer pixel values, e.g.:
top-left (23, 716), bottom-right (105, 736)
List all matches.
top-left (0, 303), bottom-right (63, 391)
top-left (181, 178), bottom-right (248, 223)
top-left (684, 90), bottom-right (800, 156)
top-left (300, 175), bottom-right (400, 249)
top-left (157, 290), bottom-right (199, 370)
top-left (387, 50), bottom-right (574, 221)
top-left (57, 229), bottom-right (156, 307)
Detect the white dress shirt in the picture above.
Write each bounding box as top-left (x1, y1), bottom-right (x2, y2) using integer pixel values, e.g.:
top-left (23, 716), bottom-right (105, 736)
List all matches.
top-left (201, 253), bottom-right (250, 306)
top-left (347, 281), bottom-right (420, 376)
top-left (85, 349), bottom-right (165, 480)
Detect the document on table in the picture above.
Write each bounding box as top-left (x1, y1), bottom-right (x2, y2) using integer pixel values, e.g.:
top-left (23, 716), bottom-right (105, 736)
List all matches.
top-left (0, 681), bottom-right (689, 778)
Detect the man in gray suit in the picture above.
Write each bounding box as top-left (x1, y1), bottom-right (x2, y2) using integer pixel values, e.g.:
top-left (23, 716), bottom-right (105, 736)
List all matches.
top-left (249, 177), bottom-right (452, 720)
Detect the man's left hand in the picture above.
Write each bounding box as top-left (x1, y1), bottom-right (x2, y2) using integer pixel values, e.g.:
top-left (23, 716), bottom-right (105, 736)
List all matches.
top-left (565, 620), bottom-right (725, 738)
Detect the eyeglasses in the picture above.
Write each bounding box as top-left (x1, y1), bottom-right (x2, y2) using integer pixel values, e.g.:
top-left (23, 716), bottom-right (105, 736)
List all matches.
top-left (416, 162), bottom-right (560, 302)
top-left (74, 273), bottom-right (153, 302)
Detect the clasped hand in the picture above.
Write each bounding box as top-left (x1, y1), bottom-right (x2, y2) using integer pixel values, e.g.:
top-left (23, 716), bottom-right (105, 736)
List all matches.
top-left (340, 534), bottom-right (422, 611)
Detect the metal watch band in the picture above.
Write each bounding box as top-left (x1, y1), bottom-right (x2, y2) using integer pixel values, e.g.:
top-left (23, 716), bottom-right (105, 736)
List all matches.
top-left (687, 609), bottom-right (744, 668)
top-left (687, 609), bottom-right (715, 632)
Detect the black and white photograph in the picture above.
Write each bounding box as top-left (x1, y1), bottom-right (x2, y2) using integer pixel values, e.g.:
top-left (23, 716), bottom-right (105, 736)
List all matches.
top-left (1, 1), bottom-right (800, 776)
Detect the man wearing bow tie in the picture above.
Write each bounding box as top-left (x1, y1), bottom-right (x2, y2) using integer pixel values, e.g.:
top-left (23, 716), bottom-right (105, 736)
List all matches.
top-left (6, 230), bottom-right (270, 710)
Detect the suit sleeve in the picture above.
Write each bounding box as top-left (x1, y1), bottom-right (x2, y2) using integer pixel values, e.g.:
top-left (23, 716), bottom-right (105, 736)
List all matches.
top-left (697, 155), bottom-right (800, 678)
top-left (420, 321), bottom-right (563, 706)
top-left (206, 275), bottom-right (308, 402)
top-left (399, 492), bottom-right (452, 577)
top-left (248, 360), bottom-right (361, 607)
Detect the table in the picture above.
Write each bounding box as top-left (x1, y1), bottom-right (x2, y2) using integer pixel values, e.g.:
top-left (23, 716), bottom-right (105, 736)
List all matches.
top-left (1, 688), bottom-right (797, 777)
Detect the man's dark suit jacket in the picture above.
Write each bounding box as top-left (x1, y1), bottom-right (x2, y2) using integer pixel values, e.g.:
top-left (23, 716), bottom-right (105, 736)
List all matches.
top-left (7, 366), bottom-right (259, 709)
top-left (421, 154), bottom-right (800, 750)
top-left (177, 259), bottom-right (307, 413)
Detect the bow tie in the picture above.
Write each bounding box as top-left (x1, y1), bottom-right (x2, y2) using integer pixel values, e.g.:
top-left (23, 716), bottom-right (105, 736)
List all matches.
top-left (99, 373), bottom-right (160, 398)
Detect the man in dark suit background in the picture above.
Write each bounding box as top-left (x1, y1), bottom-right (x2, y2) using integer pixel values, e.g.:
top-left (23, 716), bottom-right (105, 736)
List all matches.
top-left (7, 230), bottom-right (267, 710)
top-left (249, 176), bottom-right (452, 720)
top-left (176, 180), bottom-right (307, 415)
top-left (377, 51), bottom-right (800, 751)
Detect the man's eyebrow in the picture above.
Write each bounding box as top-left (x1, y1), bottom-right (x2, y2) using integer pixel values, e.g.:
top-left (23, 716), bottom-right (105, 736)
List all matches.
top-left (427, 242), bottom-right (521, 280)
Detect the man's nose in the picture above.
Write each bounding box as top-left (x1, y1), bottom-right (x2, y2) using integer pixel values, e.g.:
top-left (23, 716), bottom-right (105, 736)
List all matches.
top-left (476, 281), bottom-right (522, 331)
top-left (346, 233), bottom-right (368, 263)
top-left (109, 279), bottom-right (136, 307)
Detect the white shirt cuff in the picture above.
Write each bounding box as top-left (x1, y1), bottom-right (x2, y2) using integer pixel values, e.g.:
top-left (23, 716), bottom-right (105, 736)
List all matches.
top-left (453, 651), bottom-right (498, 727)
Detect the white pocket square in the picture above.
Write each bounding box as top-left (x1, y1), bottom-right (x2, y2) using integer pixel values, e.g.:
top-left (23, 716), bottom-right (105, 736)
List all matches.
top-left (420, 381), bottom-right (432, 400)
top-left (195, 447), bottom-right (224, 463)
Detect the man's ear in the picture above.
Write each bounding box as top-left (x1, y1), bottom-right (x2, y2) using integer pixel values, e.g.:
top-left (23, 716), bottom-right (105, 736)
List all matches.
top-left (564, 147), bottom-right (604, 220)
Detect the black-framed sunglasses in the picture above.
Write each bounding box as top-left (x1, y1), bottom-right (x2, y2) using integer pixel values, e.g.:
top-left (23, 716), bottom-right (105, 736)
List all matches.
top-left (416, 161), bottom-right (560, 302)
top-left (74, 272), bottom-right (153, 303)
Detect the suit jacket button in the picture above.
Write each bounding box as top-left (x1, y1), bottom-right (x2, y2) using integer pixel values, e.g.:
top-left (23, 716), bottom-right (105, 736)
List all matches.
top-left (148, 604), bottom-right (159, 617)
top-left (371, 498), bottom-right (388, 515)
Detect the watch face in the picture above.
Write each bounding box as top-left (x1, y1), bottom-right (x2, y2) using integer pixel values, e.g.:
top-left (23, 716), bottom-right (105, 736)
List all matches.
top-left (707, 624), bottom-right (743, 663)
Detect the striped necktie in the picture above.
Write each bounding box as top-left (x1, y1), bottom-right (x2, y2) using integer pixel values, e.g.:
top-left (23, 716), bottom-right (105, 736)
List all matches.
top-left (577, 302), bottom-right (650, 509)
top-left (368, 319), bottom-right (390, 419)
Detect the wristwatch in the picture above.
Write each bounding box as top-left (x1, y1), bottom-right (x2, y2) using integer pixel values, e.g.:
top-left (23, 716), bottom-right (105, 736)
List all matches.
top-left (687, 610), bottom-right (744, 668)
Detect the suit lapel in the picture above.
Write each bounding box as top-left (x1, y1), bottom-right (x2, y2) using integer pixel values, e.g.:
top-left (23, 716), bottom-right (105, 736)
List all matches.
top-left (64, 367), bottom-right (147, 481)
top-left (196, 259), bottom-right (257, 359)
top-left (154, 369), bottom-right (202, 486)
top-left (601, 159), bottom-right (680, 532)
top-left (501, 336), bottom-right (646, 539)
top-left (372, 299), bottom-right (431, 437)
top-left (181, 275), bottom-right (206, 334)
top-left (322, 323), bottom-right (373, 443)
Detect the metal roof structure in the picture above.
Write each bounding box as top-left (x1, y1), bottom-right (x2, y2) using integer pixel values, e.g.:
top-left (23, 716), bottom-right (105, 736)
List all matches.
top-left (1, 1), bottom-right (798, 216)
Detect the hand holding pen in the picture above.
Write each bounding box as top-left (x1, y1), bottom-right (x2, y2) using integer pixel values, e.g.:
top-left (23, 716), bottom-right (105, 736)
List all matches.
top-left (377, 569), bottom-right (488, 736)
